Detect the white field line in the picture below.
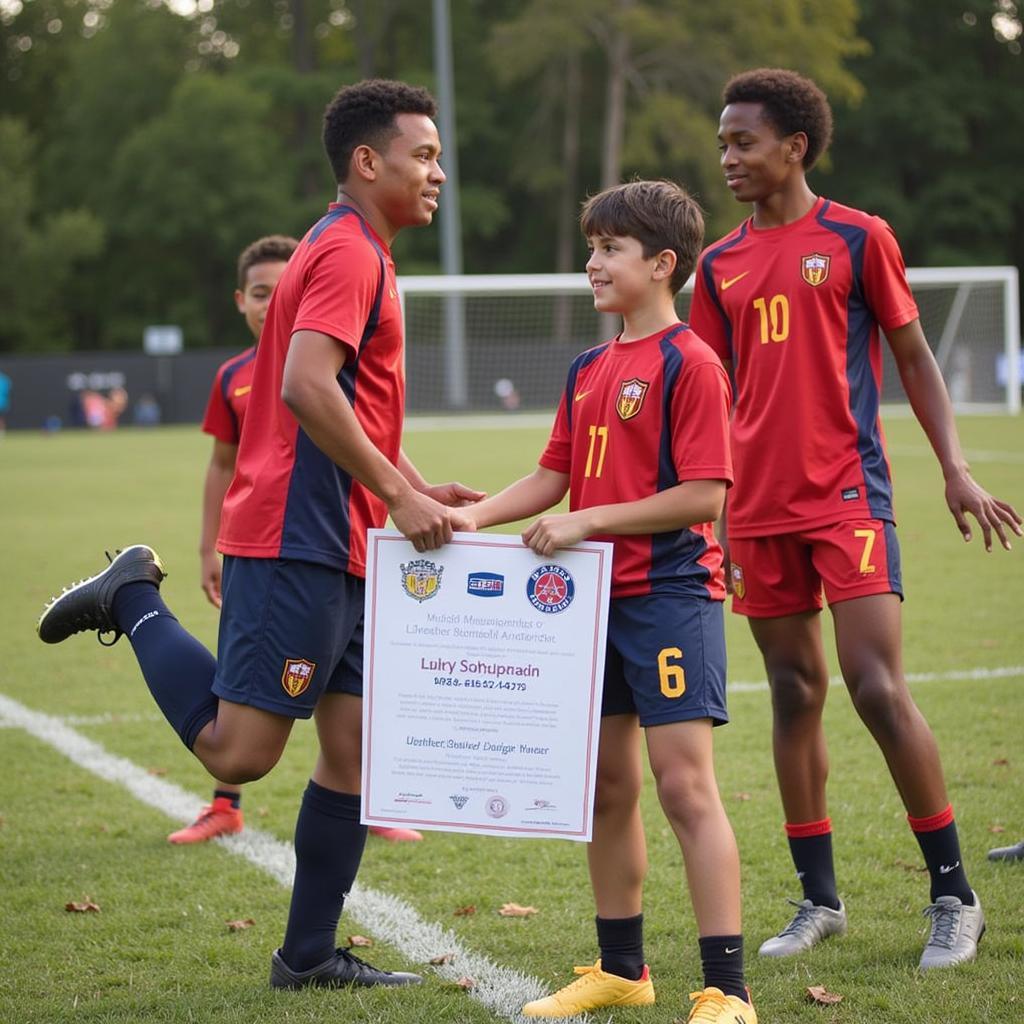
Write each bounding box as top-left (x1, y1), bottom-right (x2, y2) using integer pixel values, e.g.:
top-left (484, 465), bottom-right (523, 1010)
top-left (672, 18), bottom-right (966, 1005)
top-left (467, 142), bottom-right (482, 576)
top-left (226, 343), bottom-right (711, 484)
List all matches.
top-left (727, 663), bottom-right (1024, 694)
top-left (886, 443), bottom-right (1024, 464)
top-left (0, 692), bottom-right (560, 1023)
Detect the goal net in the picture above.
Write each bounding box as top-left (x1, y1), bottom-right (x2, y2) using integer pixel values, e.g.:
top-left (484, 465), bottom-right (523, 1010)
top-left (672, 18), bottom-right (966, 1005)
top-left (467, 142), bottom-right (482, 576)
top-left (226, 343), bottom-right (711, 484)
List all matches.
top-left (398, 267), bottom-right (1020, 416)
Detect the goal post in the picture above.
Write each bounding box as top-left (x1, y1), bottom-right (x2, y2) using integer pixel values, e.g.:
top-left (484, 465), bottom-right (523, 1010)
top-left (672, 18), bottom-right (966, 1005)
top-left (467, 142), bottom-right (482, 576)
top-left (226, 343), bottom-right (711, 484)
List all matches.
top-left (397, 266), bottom-right (1020, 416)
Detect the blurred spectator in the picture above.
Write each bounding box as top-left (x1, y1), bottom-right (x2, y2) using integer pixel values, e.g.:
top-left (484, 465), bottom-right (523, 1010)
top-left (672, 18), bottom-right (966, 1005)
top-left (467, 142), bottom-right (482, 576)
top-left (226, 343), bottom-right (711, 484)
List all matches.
top-left (0, 370), bottom-right (10, 434)
top-left (133, 393), bottom-right (162, 426)
top-left (80, 387), bottom-right (128, 430)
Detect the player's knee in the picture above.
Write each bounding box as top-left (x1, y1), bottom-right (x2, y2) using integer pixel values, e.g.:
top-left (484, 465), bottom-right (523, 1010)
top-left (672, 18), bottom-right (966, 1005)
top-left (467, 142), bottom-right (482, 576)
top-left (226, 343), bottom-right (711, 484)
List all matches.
top-left (594, 768), bottom-right (641, 817)
top-left (654, 764), bottom-right (714, 825)
top-left (848, 674), bottom-right (909, 738)
top-left (208, 749), bottom-right (278, 785)
top-left (769, 668), bottom-right (828, 721)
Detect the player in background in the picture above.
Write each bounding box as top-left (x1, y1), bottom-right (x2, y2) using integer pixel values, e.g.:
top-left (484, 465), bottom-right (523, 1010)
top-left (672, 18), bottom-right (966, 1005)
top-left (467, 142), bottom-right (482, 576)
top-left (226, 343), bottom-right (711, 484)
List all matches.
top-left (38, 79), bottom-right (480, 991)
top-left (988, 837), bottom-right (1024, 862)
top-left (689, 67), bottom-right (1021, 970)
top-left (174, 234), bottom-right (422, 846)
top-left (463, 180), bottom-right (756, 1024)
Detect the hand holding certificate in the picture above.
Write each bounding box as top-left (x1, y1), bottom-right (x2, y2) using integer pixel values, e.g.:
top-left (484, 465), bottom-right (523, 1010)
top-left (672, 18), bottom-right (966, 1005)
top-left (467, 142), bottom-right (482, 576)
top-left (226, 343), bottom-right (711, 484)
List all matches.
top-left (361, 530), bottom-right (612, 841)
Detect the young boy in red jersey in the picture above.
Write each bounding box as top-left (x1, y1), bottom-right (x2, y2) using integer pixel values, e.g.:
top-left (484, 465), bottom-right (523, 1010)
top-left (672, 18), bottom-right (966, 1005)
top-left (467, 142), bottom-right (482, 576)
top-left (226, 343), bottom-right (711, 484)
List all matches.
top-left (173, 234), bottom-right (422, 846)
top-left (38, 79), bottom-right (481, 990)
top-left (463, 180), bottom-right (756, 1024)
top-left (689, 67), bottom-right (1021, 970)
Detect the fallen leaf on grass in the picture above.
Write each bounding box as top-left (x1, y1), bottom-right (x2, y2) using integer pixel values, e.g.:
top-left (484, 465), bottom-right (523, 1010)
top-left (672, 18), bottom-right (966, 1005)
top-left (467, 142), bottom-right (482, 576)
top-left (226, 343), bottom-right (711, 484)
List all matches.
top-left (455, 976), bottom-right (476, 990)
top-left (806, 985), bottom-right (843, 1005)
top-left (257, 807), bottom-right (270, 818)
top-left (989, 824), bottom-right (1007, 834)
top-left (226, 918), bottom-right (255, 932)
top-left (429, 953), bottom-right (455, 965)
top-left (453, 905), bottom-right (476, 916)
top-left (733, 792), bottom-right (752, 801)
top-left (146, 766), bottom-right (168, 776)
top-left (65, 901), bottom-right (100, 913)
top-left (347, 935), bottom-right (373, 947)
top-left (992, 758), bottom-right (1010, 767)
top-left (894, 858), bottom-right (928, 874)
top-left (498, 903), bottom-right (538, 917)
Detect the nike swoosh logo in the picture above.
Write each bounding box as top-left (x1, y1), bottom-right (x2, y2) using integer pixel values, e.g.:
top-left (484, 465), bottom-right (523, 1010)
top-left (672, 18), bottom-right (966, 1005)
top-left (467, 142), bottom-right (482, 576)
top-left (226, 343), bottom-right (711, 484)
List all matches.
top-left (233, 385), bottom-right (252, 397)
top-left (724, 946), bottom-right (740, 954)
top-left (721, 272), bottom-right (749, 290)
top-left (574, 390), bottom-right (592, 402)
top-left (939, 861), bottom-right (960, 874)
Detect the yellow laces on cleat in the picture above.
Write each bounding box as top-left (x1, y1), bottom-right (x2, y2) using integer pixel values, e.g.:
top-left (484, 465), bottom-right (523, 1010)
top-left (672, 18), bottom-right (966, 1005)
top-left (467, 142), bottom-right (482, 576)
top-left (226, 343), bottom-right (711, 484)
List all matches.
top-left (687, 987), bottom-right (757, 1024)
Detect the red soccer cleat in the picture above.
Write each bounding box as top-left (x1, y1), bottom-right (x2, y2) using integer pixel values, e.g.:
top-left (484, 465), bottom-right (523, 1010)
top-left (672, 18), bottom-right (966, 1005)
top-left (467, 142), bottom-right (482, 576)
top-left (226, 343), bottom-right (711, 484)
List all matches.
top-left (168, 797), bottom-right (244, 844)
top-left (369, 825), bottom-right (423, 842)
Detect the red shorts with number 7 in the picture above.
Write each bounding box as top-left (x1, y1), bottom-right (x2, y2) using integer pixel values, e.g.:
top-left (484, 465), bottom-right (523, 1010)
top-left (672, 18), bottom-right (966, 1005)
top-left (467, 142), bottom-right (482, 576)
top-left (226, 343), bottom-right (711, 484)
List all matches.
top-left (728, 519), bottom-right (903, 618)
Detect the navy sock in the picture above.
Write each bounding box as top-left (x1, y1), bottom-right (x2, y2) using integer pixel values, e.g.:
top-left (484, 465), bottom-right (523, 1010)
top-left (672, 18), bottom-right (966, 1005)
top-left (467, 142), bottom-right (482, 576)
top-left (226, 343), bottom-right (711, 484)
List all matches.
top-left (113, 582), bottom-right (218, 748)
top-left (909, 806), bottom-right (973, 905)
top-left (786, 819), bottom-right (841, 910)
top-left (596, 914), bottom-right (644, 981)
top-left (698, 934), bottom-right (747, 1002)
top-left (281, 781), bottom-right (368, 972)
top-left (213, 789), bottom-right (241, 808)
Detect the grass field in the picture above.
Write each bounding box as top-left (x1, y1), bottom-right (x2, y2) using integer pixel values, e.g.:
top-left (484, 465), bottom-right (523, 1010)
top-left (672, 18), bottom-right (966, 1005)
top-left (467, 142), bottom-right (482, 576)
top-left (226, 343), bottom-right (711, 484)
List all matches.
top-left (1, 414), bottom-right (1022, 1024)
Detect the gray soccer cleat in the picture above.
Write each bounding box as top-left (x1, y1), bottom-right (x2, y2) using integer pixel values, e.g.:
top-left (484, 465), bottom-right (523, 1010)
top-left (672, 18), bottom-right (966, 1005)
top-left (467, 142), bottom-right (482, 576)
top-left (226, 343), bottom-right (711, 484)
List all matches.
top-left (758, 898), bottom-right (847, 957)
top-left (919, 891), bottom-right (985, 970)
top-left (987, 839), bottom-right (1024, 862)
top-left (37, 545), bottom-right (166, 645)
top-left (270, 947), bottom-right (423, 990)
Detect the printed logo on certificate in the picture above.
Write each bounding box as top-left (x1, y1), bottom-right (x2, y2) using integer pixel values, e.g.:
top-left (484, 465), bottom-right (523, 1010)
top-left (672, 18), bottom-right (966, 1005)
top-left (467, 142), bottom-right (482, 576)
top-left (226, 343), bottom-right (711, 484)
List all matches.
top-left (361, 530), bottom-right (613, 842)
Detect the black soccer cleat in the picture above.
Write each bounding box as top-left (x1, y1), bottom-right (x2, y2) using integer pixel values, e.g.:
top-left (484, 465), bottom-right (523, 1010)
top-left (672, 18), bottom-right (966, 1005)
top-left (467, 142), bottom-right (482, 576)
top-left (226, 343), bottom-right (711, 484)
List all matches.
top-left (37, 545), bottom-right (166, 646)
top-left (269, 947), bottom-right (423, 990)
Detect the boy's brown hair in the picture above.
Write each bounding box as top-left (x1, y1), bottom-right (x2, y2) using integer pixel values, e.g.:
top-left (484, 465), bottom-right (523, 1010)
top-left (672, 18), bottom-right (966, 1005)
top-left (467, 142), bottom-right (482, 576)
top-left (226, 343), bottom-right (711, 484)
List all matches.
top-left (580, 180), bottom-right (703, 295)
top-left (237, 234), bottom-right (299, 289)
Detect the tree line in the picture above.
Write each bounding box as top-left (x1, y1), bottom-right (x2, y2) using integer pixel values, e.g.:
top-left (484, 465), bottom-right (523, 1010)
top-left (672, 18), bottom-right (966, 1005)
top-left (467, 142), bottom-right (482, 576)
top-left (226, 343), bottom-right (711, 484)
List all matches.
top-left (1, 0), bottom-right (1020, 353)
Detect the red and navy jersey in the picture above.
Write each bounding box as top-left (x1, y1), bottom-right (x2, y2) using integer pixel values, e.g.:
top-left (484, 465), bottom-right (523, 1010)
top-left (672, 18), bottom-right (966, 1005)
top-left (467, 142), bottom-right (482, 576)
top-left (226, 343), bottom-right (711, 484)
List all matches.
top-left (689, 197), bottom-right (918, 539)
top-left (201, 346), bottom-right (256, 445)
top-left (218, 204), bottom-right (405, 577)
top-left (539, 323), bottom-right (733, 600)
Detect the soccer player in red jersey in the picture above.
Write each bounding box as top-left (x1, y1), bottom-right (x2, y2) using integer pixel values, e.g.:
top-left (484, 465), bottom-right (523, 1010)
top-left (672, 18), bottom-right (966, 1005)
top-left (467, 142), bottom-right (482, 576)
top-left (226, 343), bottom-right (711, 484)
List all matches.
top-left (465, 181), bottom-right (757, 1024)
top-left (689, 67), bottom-right (1022, 970)
top-left (38, 79), bottom-right (481, 990)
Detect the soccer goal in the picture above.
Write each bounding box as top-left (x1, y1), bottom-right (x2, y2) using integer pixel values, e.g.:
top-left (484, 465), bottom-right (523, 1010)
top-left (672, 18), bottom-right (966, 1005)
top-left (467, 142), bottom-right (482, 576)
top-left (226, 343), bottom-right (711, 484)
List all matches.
top-left (397, 266), bottom-right (1020, 416)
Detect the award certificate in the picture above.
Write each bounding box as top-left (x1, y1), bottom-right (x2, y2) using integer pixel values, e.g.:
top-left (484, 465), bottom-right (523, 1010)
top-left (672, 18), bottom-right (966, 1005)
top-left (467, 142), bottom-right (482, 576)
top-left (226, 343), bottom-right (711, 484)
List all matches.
top-left (362, 529), bottom-right (613, 841)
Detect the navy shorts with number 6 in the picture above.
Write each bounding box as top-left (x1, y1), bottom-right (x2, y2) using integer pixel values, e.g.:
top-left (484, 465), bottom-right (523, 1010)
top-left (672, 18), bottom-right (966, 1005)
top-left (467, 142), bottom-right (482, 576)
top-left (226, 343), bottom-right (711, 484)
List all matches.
top-left (601, 594), bottom-right (728, 727)
top-left (212, 556), bottom-right (364, 719)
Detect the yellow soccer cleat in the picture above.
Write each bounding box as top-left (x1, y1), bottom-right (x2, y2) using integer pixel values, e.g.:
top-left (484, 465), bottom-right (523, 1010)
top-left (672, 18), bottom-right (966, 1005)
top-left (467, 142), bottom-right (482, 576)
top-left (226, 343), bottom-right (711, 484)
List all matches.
top-left (522, 960), bottom-right (655, 1018)
top-left (687, 987), bottom-right (757, 1024)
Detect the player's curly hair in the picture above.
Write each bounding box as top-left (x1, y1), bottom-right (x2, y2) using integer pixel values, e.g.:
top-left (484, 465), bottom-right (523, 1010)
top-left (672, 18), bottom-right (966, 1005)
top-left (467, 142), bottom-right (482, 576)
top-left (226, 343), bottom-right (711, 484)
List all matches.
top-left (580, 180), bottom-right (704, 295)
top-left (723, 68), bottom-right (833, 170)
top-left (323, 79), bottom-right (437, 184)
top-left (236, 235), bottom-right (298, 289)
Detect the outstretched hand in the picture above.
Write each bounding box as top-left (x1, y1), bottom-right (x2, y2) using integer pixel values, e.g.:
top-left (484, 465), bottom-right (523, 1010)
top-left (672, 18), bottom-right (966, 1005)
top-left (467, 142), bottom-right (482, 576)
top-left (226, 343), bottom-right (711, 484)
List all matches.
top-left (423, 481), bottom-right (487, 508)
top-left (945, 471), bottom-right (1022, 552)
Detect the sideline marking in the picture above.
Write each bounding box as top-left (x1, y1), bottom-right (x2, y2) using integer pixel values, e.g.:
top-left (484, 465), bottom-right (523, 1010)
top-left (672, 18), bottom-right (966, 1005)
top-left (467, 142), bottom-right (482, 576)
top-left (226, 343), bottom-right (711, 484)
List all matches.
top-left (0, 693), bottom-right (553, 1022)
top-left (728, 663), bottom-right (1024, 694)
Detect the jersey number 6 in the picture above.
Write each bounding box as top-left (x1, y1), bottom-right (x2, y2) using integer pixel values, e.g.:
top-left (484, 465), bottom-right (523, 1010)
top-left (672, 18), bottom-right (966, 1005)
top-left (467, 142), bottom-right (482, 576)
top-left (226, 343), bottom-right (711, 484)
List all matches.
top-left (658, 647), bottom-right (686, 698)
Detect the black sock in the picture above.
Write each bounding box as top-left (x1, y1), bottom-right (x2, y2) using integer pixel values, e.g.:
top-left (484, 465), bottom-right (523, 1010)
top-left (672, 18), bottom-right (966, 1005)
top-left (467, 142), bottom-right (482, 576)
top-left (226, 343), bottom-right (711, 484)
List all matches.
top-left (786, 820), bottom-right (840, 910)
top-left (909, 806), bottom-right (973, 905)
top-left (113, 582), bottom-right (218, 748)
top-left (595, 914), bottom-right (644, 980)
top-left (699, 935), bottom-right (747, 1002)
top-left (281, 781), bottom-right (368, 972)
top-left (213, 789), bottom-right (241, 808)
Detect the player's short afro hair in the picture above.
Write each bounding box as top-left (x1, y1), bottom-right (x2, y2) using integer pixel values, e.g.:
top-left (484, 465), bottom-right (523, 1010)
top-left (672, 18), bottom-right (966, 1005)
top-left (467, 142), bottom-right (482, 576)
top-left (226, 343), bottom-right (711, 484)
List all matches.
top-left (723, 68), bottom-right (833, 170)
top-left (323, 79), bottom-right (437, 184)
top-left (236, 235), bottom-right (298, 289)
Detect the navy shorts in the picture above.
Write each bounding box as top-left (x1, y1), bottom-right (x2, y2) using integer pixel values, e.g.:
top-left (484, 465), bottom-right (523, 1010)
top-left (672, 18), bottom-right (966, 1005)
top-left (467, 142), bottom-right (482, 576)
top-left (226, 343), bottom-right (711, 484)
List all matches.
top-left (212, 556), bottom-right (364, 719)
top-left (601, 594), bottom-right (728, 727)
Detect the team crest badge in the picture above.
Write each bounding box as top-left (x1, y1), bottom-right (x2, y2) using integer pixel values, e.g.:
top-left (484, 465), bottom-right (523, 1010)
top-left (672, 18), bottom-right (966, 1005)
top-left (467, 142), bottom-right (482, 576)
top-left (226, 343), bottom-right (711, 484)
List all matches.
top-left (616, 378), bottom-right (649, 421)
top-left (400, 559), bottom-right (444, 602)
top-left (526, 564), bottom-right (575, 614)
top-left (801, 252), bottom-right (830, 287)
top-left (281, 658), bottom-right (316, 698)
top-left (730, 563), bottom-right (746, 600)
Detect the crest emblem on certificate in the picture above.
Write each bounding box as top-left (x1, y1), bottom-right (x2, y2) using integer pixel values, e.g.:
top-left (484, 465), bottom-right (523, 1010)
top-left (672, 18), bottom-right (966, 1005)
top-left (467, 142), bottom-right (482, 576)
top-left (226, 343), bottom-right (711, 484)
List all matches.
top-left (281, 658), bottom-right (316, 698)
top-left (800, 252), bottom-right (830, 287)
top-left (616, 378), bottom-right (649, 421)
top-left (527, 564), bottom-right (575, 614)
top-left (400, 559), bottom-right (444, 602)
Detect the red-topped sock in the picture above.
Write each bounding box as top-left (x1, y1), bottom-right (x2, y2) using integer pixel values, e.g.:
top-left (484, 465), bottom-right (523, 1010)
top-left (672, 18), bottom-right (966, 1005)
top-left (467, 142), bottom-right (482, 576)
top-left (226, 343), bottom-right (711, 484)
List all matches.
top-left (785, 818), bottom-right (841, 910)
top-left (908, 804), bottom-right (974, 905)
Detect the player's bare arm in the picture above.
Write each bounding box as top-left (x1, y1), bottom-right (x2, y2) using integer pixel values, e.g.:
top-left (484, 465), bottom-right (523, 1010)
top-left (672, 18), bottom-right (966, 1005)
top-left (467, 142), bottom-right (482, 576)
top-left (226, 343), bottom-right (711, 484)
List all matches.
top-left (887, 319), bottom-right (1022, 551)
top-left (523, 478), bottom-right (727, 558)
top-left (199, 438), bottom-right (238, 607)
top-left (464, 466), bottom-right (569, 532)
top-left (397, 449), bottom-right (486, 509)
top-left (282, 329), bottom-right (457, 551)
